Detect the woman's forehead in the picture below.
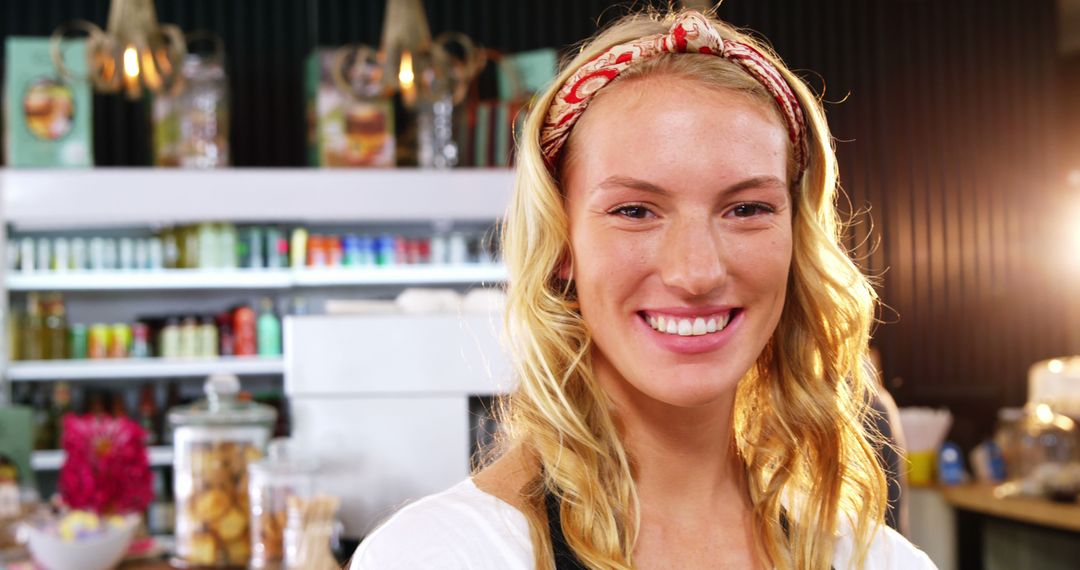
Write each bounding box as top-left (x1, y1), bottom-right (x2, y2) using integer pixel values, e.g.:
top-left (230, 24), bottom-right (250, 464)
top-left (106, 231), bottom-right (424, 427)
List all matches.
top-left (563, 76), bottom-right (791, 192)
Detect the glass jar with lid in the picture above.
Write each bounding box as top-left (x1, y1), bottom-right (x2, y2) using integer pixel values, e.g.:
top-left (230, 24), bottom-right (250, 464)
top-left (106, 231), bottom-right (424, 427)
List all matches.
top-left (1013, 403), bottom-right (1080, 500)
top-left (169, 373), bottom-right (277, 568)
top-left (248, 438), bottom-right (316, 570)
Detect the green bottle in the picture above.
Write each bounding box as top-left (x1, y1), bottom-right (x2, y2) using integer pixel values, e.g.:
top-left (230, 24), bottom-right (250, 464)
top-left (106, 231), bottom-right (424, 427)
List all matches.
top-left (256, 297), bottom-right (281, 357)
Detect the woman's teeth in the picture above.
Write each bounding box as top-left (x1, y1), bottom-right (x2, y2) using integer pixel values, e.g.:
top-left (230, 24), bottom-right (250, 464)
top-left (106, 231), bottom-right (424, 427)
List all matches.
top-left (645, 313), bottom-right (731, 336)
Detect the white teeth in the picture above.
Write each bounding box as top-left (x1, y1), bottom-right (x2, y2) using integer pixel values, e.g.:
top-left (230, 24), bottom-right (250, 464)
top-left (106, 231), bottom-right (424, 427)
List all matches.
top-left (692, 318), bottom-right (707, 335)
top-left (646, 311), bottom-right (733, 336)
top-left (678, 319), bottom-right (692, 336)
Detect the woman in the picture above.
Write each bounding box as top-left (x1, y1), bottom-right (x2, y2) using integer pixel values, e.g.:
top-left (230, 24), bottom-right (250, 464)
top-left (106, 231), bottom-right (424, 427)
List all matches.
top-left (350, 8), bottom-right (935, 569)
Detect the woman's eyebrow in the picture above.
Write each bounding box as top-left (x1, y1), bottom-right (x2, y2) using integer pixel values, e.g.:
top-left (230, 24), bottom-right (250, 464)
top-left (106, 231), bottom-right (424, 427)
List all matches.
top-left (595, 174), bottom-right (788, 196)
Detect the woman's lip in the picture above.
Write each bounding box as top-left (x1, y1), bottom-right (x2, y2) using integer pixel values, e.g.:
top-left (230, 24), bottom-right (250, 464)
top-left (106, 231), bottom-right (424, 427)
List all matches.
top-left (640, 305), bottom-right (735, 317)
top-left (636, 309), bottom-right (742, 355)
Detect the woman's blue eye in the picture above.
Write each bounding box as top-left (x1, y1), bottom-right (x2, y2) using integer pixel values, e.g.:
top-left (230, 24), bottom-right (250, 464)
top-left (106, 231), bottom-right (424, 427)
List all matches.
top-left (612, 205), bottom-right (652, 219)
top-left (731, 203), bottom-right (773, 217)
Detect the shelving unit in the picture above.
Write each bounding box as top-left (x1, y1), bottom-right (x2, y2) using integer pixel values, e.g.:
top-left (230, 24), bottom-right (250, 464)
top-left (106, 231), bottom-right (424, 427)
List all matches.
top-left (32, 445), bottom-right (173, 470)
top-left (7, 357), bottom-right (285, 381)
top-left (0, 168), bottom-right (513, 477)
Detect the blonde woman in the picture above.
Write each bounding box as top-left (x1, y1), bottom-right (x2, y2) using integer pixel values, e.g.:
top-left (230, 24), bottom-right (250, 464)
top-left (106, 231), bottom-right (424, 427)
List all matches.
top-left (350, 8), bottom-right (935, 570)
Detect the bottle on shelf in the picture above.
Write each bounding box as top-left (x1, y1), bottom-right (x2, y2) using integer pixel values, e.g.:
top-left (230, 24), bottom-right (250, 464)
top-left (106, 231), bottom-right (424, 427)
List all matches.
top-left (69, 323), bottom-right (88, 359)
top-left (197, 316), bottom-right (219, 358)
top-left (257, 297), bottom-right (282, 357)
top-left (161, 227), bottom-right (181, 269)
top-left (49, 381), bottom-right (73, 448)
top-left (131, 322), bottom-right (151, 358)
top-left (160, 317), bottom-right (182, 359)
top-left (162, 382), bottom-right (182, 445)
top-left (21, 293), bottom-right (45, 361)
top-left (43, 294), bottom-right (70, 360)
top-left (138, 384), bottom-right (160, 446)
top-left (32, 385), bottom-right (53, 450)
top-left (110, 391), bottom-right (129, 418)
top-left (290, 227), bottom-right (308, 269)
top-left (217, 311), bottom-right (235, 356)
top-left (88, 323), bottom-right (110, 359)
top-left (233, 304), bottom-right (257, 356)
top-left (179, 316), bottom-right (199, 358)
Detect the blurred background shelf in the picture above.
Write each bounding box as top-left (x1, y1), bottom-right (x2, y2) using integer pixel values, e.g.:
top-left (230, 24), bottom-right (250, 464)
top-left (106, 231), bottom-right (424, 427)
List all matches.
top-left (6, 265), bottom-right (507, 291)
top-left (31, 445), bottom-right (173, 470)
top-left (7, 269), bottom-right (294, 291)
top-left (0, 168), bottom-right (514, 230)
top-left (6, 357), bottom-right (285, 381)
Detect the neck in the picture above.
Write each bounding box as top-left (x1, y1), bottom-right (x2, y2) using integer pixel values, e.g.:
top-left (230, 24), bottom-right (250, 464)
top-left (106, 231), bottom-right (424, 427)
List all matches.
top-left (592, 352), bottom-right (750, 515)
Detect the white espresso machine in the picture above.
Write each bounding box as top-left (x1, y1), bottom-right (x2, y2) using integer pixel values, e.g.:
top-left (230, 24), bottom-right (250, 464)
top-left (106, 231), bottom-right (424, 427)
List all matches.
top-left (283, 311), bottom-right (513, 537)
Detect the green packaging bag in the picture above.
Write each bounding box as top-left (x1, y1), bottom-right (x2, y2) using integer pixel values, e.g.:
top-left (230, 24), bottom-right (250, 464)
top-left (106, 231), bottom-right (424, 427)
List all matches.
top-left (3, 37), bottom-right (94, 167)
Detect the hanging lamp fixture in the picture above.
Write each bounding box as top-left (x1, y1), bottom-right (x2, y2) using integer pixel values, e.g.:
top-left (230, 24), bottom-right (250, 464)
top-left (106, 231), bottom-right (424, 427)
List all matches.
top-left (51, 0), bottom-right (187, 100)
top-left (333, 0), bottom-right (484, 108)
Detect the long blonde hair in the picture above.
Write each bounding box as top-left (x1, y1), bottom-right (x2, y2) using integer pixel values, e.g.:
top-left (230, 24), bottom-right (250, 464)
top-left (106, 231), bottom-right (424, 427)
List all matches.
top-left (497, 8), bottom-right (885, 570)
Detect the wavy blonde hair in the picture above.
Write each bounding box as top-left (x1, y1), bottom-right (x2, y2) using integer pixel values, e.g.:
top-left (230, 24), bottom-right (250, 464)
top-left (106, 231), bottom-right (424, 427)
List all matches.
top-left (496, 8), bottom-right (885, 570)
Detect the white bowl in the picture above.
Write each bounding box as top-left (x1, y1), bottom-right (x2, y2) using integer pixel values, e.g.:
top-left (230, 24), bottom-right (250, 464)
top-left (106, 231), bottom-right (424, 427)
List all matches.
top-left (23, 516), bottom-right (138, 570)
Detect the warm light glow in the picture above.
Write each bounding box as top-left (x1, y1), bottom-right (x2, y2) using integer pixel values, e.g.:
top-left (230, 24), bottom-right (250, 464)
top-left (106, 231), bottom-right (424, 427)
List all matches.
top-left (123, 45), bottom-right (140, 79)
top-left (398, 50), bottom-right (415, 87)
top-left (1048, 359), bottom-right (1065, 373)
top-left (1035, 403), bottom-right (1055, 424)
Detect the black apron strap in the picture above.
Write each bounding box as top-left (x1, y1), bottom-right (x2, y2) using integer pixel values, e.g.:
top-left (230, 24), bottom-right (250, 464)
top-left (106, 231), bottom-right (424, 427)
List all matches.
top-left (545, 488), bottom-right (589, 570)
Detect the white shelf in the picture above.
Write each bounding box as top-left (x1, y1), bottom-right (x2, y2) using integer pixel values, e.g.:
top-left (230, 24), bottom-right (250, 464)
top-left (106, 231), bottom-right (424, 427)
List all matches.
top-left (1, 168), bottom-right (514, 230)
top-left (6, 357), bottom-right (284, 381)
top-left (291, 265), bottom-right (507, 286)
top-left (32, 445), bottom-right (173, 470)
top-left (5, 265), bottom-right (507, 291)
top-left (7, 269), bottom-right (294, 291)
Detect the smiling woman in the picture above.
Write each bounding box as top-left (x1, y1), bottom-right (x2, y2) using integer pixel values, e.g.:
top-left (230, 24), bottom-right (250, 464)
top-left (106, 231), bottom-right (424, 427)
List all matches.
top-left (349, 8), bottom-right (935, 570)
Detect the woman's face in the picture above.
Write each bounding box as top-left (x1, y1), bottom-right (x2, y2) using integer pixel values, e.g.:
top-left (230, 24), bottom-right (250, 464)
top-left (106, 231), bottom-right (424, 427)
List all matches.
top-left (562, 76), bottom-right (793, 410)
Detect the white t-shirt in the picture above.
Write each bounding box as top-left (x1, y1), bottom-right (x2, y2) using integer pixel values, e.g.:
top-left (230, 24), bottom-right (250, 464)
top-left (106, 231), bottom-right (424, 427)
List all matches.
top-left (349, 478), bottom-right (938, 569)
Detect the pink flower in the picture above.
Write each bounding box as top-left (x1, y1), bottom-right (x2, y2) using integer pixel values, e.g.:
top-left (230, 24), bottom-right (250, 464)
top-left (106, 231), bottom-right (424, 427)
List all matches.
top-left (58, 414), bottom-right (153, 515)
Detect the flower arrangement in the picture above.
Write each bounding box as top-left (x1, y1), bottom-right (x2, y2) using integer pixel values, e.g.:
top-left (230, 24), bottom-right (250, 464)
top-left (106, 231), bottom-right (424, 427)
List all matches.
top-left (58, 414), bottom-right (153, 515)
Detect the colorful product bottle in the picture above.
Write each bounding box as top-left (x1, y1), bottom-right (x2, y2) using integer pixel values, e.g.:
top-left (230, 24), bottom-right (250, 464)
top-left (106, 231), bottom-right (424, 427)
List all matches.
top-left (256, 298), bottom-right (281, 357)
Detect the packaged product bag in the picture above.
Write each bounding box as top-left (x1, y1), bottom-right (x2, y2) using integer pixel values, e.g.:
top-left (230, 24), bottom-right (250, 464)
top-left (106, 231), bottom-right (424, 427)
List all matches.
top-left (3, 37), bottom-right (93, 167)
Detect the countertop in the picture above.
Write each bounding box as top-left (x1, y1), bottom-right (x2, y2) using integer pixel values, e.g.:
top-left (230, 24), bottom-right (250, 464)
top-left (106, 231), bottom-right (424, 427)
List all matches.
top-left (940, 483), bottom-right (1080, 532)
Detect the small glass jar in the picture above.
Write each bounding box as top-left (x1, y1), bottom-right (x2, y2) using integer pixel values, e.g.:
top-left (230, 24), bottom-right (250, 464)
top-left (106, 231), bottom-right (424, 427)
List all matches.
top-left (169, 373), bottom-right (276, 568)
top-left (153, 53), bottom-right (230, 168)
top-left (1014, 403), bottom-right (1080, 500)
top-left (248, 439), bottom-right (315, 570)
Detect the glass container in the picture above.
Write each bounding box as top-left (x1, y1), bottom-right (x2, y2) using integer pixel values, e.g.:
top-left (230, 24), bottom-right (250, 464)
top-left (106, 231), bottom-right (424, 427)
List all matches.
top-left (169, 373), bottom-right (276, 568)
top-left (1014, 403), bottom-right (1080, 500)
top-left (248, 439), bottom-right (315, 570)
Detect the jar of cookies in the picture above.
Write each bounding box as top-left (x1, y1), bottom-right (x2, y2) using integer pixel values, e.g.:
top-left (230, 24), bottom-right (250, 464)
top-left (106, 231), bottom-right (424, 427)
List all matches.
top-left (169, 373), bottom-right (277, 568)
top-left (248, 438), bottom-right (315, 569)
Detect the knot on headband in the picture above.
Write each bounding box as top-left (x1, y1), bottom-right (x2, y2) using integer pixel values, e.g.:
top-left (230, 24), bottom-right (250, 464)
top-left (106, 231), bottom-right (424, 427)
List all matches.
top-left (539, 11), bottom-right (809, 177)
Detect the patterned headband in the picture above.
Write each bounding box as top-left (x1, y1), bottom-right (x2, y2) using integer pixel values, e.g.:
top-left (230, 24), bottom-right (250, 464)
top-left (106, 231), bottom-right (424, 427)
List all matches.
top-left (539, 11), bottom-right (809, 176)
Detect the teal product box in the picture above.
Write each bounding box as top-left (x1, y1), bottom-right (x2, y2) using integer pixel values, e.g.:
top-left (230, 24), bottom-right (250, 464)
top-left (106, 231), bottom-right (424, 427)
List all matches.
top-left (3, 37), bottom-right (94, 167)
top-left (497, 48), bottom-right (558, 102)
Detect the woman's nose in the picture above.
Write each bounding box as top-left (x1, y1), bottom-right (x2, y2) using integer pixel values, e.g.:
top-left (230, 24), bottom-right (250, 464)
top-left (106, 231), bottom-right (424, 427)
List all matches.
top-left (658, 218), bottom-right (728, 297)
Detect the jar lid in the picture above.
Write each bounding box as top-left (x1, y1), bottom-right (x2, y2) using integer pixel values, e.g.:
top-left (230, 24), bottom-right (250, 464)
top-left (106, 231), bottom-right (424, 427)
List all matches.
top-left (167, 373), bottom-right (277, 427)
top-left (248, 438), bottom-right (317, 480)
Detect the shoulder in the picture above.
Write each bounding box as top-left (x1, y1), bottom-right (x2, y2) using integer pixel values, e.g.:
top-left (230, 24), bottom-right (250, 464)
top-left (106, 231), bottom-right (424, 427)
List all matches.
top-left (834, 524), bottom-right (938, 570)
top-left (348, 478), bottom-right (534, 570)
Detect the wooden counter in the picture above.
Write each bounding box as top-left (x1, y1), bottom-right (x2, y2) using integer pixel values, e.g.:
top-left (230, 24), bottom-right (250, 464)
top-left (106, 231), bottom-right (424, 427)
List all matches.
top-left (939, 483), bottom-right (1080, 532)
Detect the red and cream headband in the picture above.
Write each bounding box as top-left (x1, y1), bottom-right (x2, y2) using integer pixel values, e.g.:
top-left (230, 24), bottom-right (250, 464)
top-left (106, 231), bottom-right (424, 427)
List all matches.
top-left (539, 11), bottom-right (809, 175)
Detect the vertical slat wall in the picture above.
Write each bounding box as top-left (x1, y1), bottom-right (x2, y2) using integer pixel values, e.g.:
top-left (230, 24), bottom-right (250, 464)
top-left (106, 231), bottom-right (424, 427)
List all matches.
top-left (0, 0), bottom-right (1070, 447)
